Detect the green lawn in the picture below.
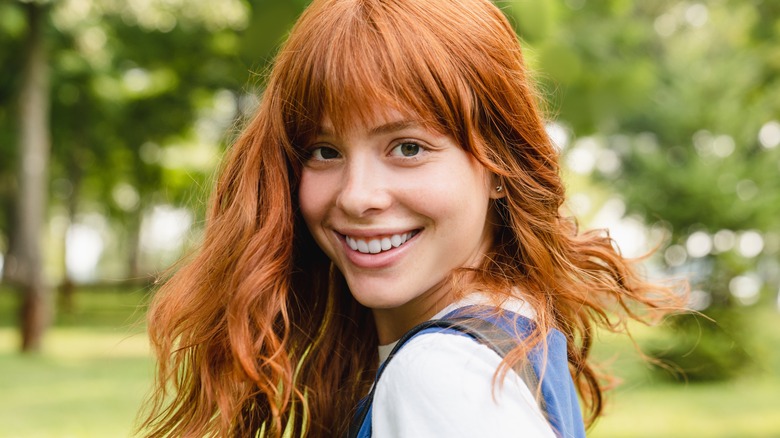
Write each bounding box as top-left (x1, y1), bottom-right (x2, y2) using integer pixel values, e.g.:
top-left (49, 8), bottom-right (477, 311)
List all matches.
top-left (1, 286), bottom-right (779, 437)
top-left (0, 287), bottom-right (152, 438)
top-left (0, 329), bottom-right (152, 438)
top-left (591, 376), bottom-right (780, 437)
top-left (588, 313), bottom-right (780, 438)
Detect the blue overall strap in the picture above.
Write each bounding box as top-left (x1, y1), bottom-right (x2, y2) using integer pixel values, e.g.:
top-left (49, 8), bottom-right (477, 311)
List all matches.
top-left (445, 305), bottom-right (586, 438)
top-left (347, 305), bottom-right (586, 438)
top-left (347, 318), bottom-right (480, 438)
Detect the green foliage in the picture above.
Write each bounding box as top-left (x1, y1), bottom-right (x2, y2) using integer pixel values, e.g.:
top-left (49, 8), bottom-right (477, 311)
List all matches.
top-left (0, 0), bottom-right (290, 280)
top-left (507, 0), bottom-right (780, 382)
top-left (504, 0), bottom-right (559, 43)
top-left (240, 0), bottom-right (305, 69)
top-left (1, 0), bottom-right (776, 382)
top-left (649, 310), bottom-right (753, 382)
top-left (589, 306), bottom-right (780, 437)
top-left (0, 1), bottom-right (26, 245)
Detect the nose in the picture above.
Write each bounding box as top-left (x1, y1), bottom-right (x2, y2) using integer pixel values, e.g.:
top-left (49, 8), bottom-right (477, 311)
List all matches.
top-left (336, 159), bottom-right (393, 218)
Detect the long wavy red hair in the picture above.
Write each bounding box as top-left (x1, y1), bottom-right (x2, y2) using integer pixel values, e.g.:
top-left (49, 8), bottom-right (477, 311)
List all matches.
top-left (139, 0), bottom-right (682, 436)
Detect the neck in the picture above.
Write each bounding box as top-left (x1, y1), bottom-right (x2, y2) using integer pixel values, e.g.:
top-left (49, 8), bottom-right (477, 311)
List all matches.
top-left (372, 279), bottom-right (455, 344)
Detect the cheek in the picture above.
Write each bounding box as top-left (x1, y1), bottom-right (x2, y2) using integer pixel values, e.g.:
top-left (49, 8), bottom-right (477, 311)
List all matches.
top-left (414, 164), bottom-right (491, 215)
top-left (298, 171), bottom-right (328, 226)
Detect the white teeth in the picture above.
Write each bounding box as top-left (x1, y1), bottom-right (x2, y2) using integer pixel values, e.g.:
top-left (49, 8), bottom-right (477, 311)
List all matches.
top-left (347, 231), bottom-right (417, 254)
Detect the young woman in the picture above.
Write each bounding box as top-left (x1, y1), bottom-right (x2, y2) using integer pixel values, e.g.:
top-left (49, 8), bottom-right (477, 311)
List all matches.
top-left (140, 0), bottom-right (681, 436)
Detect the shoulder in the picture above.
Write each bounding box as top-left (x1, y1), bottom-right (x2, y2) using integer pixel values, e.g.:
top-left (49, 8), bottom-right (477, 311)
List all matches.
top-left (378, 330), bottom-right (507, 395)
top-left (372, 331), bottom-right (556, 437)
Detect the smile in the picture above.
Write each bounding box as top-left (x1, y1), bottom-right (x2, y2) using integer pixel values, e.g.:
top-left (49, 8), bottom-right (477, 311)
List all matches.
top-left (344, 231), bottom-right (419, 254)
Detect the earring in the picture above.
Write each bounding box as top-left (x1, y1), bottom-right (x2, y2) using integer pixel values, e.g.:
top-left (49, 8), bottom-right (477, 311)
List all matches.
top-left (495, 185), bottom-right (503, 193)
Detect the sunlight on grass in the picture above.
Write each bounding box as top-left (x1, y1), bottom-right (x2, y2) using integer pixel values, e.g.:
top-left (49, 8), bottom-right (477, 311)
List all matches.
top-left (591, 377), bottom-right (780, 437)
top-left (0, 327), bottom-right (153, 438)
top-left (1, 287), bottom-right (779, 437)
top-left (589, 308), bottom-right (780, 438)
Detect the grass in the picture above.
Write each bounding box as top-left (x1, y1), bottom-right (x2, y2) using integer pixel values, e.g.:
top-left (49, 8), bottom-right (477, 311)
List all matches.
top-left (1, 286), bottom-right (779, 437)
top-left (0, 286), bottom-right (152, 438)
top-left (591, 376), bottom-right (780, 437)
top-left (588, 308), bottom-right (780, 438)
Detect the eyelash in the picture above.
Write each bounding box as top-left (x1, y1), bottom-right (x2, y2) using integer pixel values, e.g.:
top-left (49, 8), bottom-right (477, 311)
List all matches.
top-left (308, 145), bottom-right (340, 161)
top-left (305, 140), bottom-right (430, 162)
top-left (389, 141), bottom-right (425, 158)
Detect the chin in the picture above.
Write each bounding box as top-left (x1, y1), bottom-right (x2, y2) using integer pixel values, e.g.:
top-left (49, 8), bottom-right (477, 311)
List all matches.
top-left (350, 291), bottom-right (403, 310)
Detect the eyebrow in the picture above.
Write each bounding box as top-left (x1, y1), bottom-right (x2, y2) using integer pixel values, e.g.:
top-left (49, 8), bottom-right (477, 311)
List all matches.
top-left (317, 119), bottom-right (420, 137)
top-left (369, 119), bottom-right (419, 135)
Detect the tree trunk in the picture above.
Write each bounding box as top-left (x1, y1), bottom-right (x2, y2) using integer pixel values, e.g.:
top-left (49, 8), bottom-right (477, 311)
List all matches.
top-left (59, 132), bottom-right (85, 314)
top-left (126, 202), bottom-right (145, 283)
top-left (17, 2), bottom-right (52, 352)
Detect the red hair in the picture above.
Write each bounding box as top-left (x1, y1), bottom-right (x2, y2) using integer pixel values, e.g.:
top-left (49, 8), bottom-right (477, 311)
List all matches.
top-left (140, 0), bottom-right (682, 436)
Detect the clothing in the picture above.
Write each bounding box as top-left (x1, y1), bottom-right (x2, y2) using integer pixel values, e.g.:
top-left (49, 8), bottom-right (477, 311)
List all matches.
top-left (362, 294), bottom-right (584, 437)
top-left (377, 293), bottom-right (536, 362)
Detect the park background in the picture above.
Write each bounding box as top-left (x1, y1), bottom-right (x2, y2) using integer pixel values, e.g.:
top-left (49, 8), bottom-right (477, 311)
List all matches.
top-left (1, 0), bottom-right (779, 436)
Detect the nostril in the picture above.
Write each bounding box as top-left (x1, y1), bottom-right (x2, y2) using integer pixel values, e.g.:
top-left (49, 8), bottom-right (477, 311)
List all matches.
top-left (336, 181), bottom-right (393, 217)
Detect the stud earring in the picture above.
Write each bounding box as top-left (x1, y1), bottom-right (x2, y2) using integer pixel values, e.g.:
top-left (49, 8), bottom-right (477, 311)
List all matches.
top-left (495, 185), bottom-right (503, 193)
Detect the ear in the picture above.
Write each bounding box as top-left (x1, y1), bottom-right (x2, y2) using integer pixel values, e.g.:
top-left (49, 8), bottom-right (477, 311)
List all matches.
top-left (489, 175), bottom-right (506, 199)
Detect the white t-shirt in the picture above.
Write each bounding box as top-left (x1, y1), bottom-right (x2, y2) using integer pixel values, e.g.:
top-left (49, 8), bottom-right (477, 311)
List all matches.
top-left (372, 294), bottom-right (557, 437)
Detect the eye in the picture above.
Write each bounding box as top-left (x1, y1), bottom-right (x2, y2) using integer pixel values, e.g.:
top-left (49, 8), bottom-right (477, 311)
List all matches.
top-left (390, 142), bottom-right (422, 157)
top-left (310, 146), bottom-right (340, 160)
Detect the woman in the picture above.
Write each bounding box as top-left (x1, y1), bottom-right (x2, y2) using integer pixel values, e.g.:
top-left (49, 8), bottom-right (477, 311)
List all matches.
top-left (140, 0), bottom-right (681, 436)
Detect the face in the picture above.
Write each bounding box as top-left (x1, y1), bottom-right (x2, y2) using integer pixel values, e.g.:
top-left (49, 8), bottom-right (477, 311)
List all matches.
top-left (298, 107), bottom-right (498, 342)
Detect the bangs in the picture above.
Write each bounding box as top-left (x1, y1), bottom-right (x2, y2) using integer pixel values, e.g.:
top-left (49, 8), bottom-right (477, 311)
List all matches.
top-left (271, 0), bottom-right (479, 150)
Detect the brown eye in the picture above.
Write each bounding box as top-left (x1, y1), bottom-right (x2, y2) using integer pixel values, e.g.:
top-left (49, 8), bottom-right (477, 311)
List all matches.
top-left (311, 146), bottom-right (340, 160)
top-left (392, 142), bottom-right (421, 157)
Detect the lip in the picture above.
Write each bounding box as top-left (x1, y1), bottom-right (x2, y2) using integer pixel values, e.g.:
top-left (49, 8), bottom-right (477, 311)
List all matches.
top-left (334, 228), bottom-right (421, 269)
top-left (335, 226), bottom-right (418, 238)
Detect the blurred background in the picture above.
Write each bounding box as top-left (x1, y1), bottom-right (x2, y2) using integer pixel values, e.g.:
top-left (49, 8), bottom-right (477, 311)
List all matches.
top-left (0, 0), bottom-right (778, 436)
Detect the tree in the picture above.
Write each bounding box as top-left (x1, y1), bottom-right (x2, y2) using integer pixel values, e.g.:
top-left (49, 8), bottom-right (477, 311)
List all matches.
top-left (508, 0), bottom-right (780, 379)
top-left (0, 1), bottom-right (26, 284)
top-left (0, 0), bottom-right (260, 350)
top-left (14, 1), bottom-right (52, 352)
